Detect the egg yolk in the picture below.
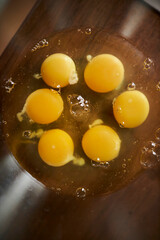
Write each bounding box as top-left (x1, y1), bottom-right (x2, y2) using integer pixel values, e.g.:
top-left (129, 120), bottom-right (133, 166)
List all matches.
top-left (113, 90), bottom-right (149, 128)
top-left (82, 125), bottom-right (121, 162)
top-left (41, 53), bottom-right (77, 88)
top-left (26, 89), bottom-right (63, 124)
top-left (84, 54), bottom-right (124, 93)
top-left (38, 129), bottom-right (74, 166)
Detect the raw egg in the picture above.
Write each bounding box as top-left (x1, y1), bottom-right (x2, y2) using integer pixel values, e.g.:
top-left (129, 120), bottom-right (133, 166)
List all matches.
top-left (38, 129), bottom-right (74, 166)
top-left (26, 88), bottom-right (63, 124)
top-left (41, 53), bottom-right (78, 88)
top-left (82, 125), bottom-right (121, 162)
top-left (84, 54), bottom-right (124, 93)
top-left (113, 90), bottom-right (149, 128)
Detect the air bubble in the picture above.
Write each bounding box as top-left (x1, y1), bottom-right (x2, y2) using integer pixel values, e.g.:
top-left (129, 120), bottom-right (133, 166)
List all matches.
top-left (142, 141), bottom-right (156, 152)
top-left (143, 57), bottom-right (154, 70)
top-left (31, 39), bottom-right (48, 52)
top-left (85, 28), bottom-right (92, 35)
top-left (22, 129), bottom-right (43, 139)
top-left (91, 160), bottom-right (97, 167)
top-left (156, 82), bottom-right (160, 91)
top-left (22, 130), bottom-right (32, 138)
top-left (127, 82), bottom-right (136, 90)
top-left (76, 187), bottom-right (87, 198)
top-left (102, 162), bottom-right (110, 168)
top-left (67, 94), bottom-right (91, 121)
top-left (140, 149), bottom-right (159, 168)
top-left (119, 122), bottom-right (125, 128)
top-left (91, 160), bottom-right (110, 168)
top-left (153, 144), bottom-right (160, 157)
top-left (39, 41), bottom-right (44, 47)
top-left (155, 128), bottom-right (160, 141)
top-left (5, 78), bottom-right (16, 93)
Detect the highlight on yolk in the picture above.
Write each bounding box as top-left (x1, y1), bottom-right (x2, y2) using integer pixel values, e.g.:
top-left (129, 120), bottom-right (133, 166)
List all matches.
top-left (38, 129), bottom-right (74, 167)
top-left (82, 125), bottom-right (121, 162)
top-left (84, 54), bottom-right (124, 93)
top-left (113, 90), bottom-right (149, 128)
top-left (25, 88), bottom-right (63, 124)
top-left (41, 53), bottom-right (78, 88)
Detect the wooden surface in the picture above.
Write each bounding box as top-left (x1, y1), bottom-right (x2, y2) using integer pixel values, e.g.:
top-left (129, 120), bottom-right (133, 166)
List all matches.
top-left (0, 0), bottom-right (160, 239)
top-left (0, 0), bottom-right (36, 55)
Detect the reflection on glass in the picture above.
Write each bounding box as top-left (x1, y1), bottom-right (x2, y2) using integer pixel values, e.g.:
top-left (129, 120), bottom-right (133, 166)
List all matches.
top-left (120, 2), bottom-right (149, 38)
top-left (0, 172), bottom-right (45, 236)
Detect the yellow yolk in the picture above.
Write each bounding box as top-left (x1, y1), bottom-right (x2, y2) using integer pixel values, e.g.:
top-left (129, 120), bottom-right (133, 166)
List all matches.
top-left (38, 129), bottom-right (74, 166)
top-left (26, 89), bottom-right (63, 124)
top-left (41, 53), bottom-right (77, 88)
top-left (113, 90), bottom-right (149, 128)
top-left (82, 125), bottom-right (121, 162)
top-left (84, 54), bottom-right (124, 93)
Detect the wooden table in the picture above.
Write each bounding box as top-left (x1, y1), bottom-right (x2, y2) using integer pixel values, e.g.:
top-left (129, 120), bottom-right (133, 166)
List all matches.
top-left (0, 0), bottom-right (160, 239)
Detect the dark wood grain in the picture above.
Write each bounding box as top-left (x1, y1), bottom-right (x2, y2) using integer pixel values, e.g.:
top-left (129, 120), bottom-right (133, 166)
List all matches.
top-left (0, 0), bottom-right (160, 239)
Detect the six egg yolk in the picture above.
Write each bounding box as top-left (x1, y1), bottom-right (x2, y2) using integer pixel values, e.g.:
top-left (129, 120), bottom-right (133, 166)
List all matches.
top-left (22, 54), bottom-right (150, 166)
top-left (84, 54), bottom-right (124, 93)
top-left (113, 90), bottom-right (149, 128)
top-left (82, 125), bottom-right (121, 162)
top-left (41, 53), bottom-right (77, 88)
top-left (26, 88), bottom-right (63, 124)
top-left (38, 129), bottom-right (74, 167)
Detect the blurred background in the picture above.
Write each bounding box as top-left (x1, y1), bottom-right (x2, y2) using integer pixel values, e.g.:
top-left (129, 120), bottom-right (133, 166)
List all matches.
top-left (0, 0), bottom-right (36, 55)
top-left (0, 0), bottom-right (159, 56)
